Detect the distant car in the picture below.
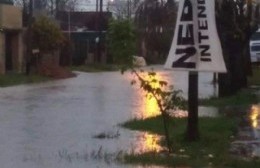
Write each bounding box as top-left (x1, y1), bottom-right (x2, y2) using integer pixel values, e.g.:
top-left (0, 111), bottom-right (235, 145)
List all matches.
top-left (250, 30), bottom-right (260, 63)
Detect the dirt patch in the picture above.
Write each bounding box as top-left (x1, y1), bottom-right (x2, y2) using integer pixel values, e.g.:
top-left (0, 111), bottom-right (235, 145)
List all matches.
top-left (38, 64), bottom-right (76, 79)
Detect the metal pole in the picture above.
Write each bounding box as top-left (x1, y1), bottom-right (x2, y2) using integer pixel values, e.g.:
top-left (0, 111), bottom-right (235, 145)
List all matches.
top-left (128, 0), bottom-right (132, 19)
top-left (100, 0), bottom-right (103, 12)
top-left (26, 0), bottom-right (33, 75)
top-left (96, 0), bottom-right (99, 12)
top-left (186, 71), bottom-right (199, 141)
top-left (68, 10), bottom-right (71, 40)
top-left (30, 0), bottom-right (33, 14)
top-left (97, 0), bottom-right (103, 63)
top-left (185, 0), bottom-right (200, 141)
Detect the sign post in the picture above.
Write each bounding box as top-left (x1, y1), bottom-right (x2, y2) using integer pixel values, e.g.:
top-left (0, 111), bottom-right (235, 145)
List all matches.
top-left (164, 0), bottom-right (226, 141)
top-left (187, 71), bottom-right (199, 140)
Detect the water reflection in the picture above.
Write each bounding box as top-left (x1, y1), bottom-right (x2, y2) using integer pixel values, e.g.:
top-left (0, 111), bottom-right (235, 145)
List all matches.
top-left (250, 105), bottom-right (260, 128)
top-left (131, 72), bottom-right (162, 119)
top-left (134, 71), bottom-right (219, 119)
top-left (144, 96), bottom-right (160, 118)
top-left (132, 132), bottom-right (164, 153)
top-left (129, 71), bottom-right (223, 156)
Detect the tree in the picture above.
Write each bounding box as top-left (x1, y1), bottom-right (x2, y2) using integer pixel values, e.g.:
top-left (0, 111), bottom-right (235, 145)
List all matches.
top-left (216, 0), bottom-right (259, 97)
top-left (44, 0), bottom-right (85, 16)
top-left (13, 0), bottom-right (88, 18)
top-left (108, 0), bottom-right (141, 19)
top-left (129, 69), bottom-right (186, 152)
top-left (107, 19), bottom-right (136, 65)
top-left (134, 0), bottom-right (177, 63)
top-left (30, 16), bottom-right (69, 77)
top-left (31, 16), bottom-right (65, 52)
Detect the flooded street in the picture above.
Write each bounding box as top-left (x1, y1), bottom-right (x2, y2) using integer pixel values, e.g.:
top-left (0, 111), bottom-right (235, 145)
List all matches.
top-left (0, 66), bottom-right (257, 167)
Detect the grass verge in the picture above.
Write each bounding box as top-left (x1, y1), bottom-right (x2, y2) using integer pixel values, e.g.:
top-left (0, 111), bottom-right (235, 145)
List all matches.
top-left (70, 64), bottom-right (120, 72)
top-left (121, 116), bottom-right (260, 167)
top-left (199, 89), bottom-right (259, 107)
top-left (0, 73), bottom-right (51, 87)
top-left (200, 66), bottom-right (260, 107)
top-left (248, 66), bottom-right (260, 86)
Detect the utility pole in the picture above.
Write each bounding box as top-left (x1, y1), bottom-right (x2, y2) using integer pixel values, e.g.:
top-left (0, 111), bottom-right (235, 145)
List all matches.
top-left (29, 0), bottom-right (33, 14)
top-left (26, 0), bottom-right (33, 75)
top-left (127, 0), bottom-right (132, 19)
top-left (186, 0), bottom-right (199, 141)
top-left (100, 0), bottom-right (103, 12)
top-left (68, 10), bottom-right (71, 40)
top-left (97, 0), bottom-right (103, 63)
top-left (186, 71), bottom-right (199, 141)
top-left (96, 0), bottom-right (99, 12)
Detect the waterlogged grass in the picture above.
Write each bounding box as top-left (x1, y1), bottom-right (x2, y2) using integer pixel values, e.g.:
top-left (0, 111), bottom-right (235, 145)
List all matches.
top-left (0, 73), bottom-right (50, 87)
top-left (125, 152), bottom-right (260, 168)
top-left (200, 66), bottom-right (260, 107)
top-left (248, 66), bottom-right (260, 86)
top-left (199, 89), bottom-right (259, 107)
top-left (121, 116), bottom-right (260, 167)
top-left (70, 64), bottom-right (120, 72)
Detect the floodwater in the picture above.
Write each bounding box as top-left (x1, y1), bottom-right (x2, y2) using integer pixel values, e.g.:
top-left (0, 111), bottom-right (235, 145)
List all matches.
top-left (0, 66), bottom-right (233, 168)
top-left (251, 104), bottom-right (260, 157)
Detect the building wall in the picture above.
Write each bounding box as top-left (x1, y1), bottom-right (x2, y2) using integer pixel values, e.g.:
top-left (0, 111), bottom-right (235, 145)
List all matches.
top-left (0, 4), bottom-right (23, 74)
top-left (12, 32), bottom-right (23, 73)
top-left (0, 4), bottom-right (22, 29)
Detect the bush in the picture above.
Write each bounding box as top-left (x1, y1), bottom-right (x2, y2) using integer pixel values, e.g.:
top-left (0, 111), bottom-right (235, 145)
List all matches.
top-left (107, 19), bottom-right (136, 65)
top-left (31, 16), bottom-right (65, 52)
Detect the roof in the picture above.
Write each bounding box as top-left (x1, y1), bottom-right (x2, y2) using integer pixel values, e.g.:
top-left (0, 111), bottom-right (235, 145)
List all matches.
top-left (56, 11), bottom-right (112, 32)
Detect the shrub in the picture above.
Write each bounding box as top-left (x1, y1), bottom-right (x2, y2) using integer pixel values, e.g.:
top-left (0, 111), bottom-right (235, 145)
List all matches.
top-left (107, 19), bottom-right (136, 65)
top-left (31, 16), bottom-right (65, 52)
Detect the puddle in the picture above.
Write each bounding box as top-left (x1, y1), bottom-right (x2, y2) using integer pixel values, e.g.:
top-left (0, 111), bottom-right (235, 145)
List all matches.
top-left (250, 105), bottom-right (260, 130)
top-left (223, 104), bottom-right (260, 158)
top-left (128, 132), bottom-right (165, 154)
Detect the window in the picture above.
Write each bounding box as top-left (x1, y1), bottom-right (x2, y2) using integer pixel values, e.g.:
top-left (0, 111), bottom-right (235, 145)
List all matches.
top-left (251, 45), bottom-right (260, 51)
top-left (251, 32), bottom-right (260, 41)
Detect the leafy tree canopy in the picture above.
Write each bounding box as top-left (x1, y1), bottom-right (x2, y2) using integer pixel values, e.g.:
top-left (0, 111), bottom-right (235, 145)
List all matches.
top-left (31, 16), bottom-right (65, 52)
top-left (107, 19), bottom-right (136, 65)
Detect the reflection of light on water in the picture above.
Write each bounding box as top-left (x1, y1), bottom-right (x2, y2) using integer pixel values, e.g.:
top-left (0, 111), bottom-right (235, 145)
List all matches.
top-left (250, 105), bottom-right (260, 128)
top-left (140, 73), bottom-right (162, 119)
top-left (143, 95), bottom-right (160, 118)
top-left (130, 72), bottom-right (175, 154)
top-left (132, 132), bottom-right (164, 153)
top-left (132, 71), bottom-right (189, 119)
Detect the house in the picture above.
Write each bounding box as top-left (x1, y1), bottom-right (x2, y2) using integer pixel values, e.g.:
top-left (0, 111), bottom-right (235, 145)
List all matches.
top-left (56, 11), bottom-right (112, 65)
top-left (57, 11), bottom-right (111, 32)
top-left (0, 2), bottom-right (23, 74)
